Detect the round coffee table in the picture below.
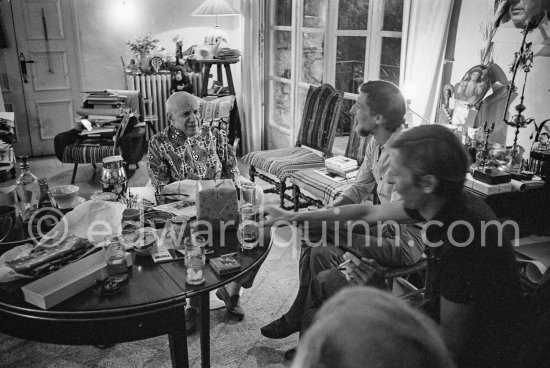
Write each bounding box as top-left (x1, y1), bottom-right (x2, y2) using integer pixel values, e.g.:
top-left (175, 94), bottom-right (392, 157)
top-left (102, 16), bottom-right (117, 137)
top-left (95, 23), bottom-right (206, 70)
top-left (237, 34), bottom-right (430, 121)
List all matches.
top-left (0, 228), bottom-right (271, 368)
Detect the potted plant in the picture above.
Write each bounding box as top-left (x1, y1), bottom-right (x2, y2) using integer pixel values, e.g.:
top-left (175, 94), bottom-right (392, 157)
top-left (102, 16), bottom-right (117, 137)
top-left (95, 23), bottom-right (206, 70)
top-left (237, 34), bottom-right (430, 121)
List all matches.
top-left (126, 33), bottom-right (161, 72)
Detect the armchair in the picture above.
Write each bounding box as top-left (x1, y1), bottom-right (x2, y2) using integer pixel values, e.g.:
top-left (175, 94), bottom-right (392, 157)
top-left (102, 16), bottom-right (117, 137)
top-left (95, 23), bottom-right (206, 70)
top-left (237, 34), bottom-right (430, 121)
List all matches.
top-left (55, 90), bottom-right (147, 184)
top-left (241, 84), bottom-right (344, 209)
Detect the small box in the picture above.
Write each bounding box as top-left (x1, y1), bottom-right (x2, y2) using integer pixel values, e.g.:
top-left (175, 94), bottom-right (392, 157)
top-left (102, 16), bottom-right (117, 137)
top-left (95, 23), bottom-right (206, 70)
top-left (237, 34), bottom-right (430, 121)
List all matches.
top-left (209, 256), bottom-right (241, 276)
top-left (21, 249), bottom-right (132, 310)
top-left (464, 174), bottom-right (512, 195)
top-left (473, 168), bottom-right (512, 185)
top-left (196, 179), bottom-right (239, 230)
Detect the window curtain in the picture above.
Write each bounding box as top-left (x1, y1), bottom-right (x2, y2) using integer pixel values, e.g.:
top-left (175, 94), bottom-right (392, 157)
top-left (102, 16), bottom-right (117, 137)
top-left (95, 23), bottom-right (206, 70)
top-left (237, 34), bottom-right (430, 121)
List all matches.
top-left (403, 0), bottom-right (454, 124)
top-left (239, 0), bottom-right (265, 154)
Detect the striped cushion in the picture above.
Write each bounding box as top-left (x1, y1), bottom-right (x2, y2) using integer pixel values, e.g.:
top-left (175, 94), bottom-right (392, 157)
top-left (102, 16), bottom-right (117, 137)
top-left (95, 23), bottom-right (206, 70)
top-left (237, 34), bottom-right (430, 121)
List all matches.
top-left (291, 168), bottom-right (351, 205)
top-left (241, 147), bottom-right (325, 180)
top-left (62, 144), bottom-right (120, 164)
top-left (196, 95), bottom-right (235, 120)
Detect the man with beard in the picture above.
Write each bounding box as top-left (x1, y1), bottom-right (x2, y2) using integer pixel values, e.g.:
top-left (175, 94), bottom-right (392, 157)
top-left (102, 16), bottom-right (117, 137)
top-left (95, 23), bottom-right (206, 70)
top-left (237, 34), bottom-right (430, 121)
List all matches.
top-left (260, 81), bottom-right (425, 346)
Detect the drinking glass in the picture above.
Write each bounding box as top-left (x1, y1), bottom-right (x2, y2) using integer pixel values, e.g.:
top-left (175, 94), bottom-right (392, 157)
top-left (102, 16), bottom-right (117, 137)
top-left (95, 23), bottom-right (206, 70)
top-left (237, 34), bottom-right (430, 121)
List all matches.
top-left (104, 234), bottom-right (129, 282)
top-left (185, 234), bottom-right (206, 285)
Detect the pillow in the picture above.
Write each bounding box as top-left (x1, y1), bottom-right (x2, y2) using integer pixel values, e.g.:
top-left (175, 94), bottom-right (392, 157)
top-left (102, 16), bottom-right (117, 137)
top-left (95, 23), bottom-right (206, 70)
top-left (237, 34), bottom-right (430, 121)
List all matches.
top-left (196, 95), bottom-right (235, 121)
top-left (202, 118), bottom-right (230, 134)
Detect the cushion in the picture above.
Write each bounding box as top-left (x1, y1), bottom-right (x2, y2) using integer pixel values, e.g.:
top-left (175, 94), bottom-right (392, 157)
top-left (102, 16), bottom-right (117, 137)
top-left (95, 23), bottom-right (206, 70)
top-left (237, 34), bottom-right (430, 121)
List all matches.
top-left (201, 118), bottom-right (230, 134)
top-left (195, 95), bottom-right (235, 121)
top-left (291, 168), bottom-right (351, 205)
top-left (241, 147), bottom-right (325, 180)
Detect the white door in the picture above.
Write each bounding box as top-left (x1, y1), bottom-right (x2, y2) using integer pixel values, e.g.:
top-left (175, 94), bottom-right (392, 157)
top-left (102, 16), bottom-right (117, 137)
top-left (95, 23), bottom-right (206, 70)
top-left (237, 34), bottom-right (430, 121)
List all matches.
top-left (0, 0), bottom-right (80, 156)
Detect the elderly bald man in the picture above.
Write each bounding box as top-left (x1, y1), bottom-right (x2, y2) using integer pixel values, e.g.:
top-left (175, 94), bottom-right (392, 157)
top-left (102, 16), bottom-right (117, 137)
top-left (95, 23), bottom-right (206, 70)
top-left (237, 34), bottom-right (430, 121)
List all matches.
top-left (147, 92), bottom-right (252, 334)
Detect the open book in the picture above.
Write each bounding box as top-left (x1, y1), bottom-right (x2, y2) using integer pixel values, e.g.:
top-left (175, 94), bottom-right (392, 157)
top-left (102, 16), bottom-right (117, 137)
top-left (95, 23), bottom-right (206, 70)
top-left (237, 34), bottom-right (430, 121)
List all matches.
top-left (515, 236), bottom-right (550, 284)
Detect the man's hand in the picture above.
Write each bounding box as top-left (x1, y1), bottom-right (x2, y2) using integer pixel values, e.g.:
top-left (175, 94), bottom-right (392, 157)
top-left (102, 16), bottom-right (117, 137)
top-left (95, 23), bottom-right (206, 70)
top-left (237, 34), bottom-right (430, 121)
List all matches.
top-left (327, 195), bottom-right (354, 209)
top-left (341, 252), bottom-right (384, 286)
top-left (258, 204), bottom-right (293, 227)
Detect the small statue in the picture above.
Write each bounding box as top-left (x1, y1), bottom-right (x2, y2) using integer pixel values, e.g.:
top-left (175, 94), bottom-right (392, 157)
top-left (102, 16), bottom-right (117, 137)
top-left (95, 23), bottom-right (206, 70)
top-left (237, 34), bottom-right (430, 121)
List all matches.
top-left (170, 66), bottom-right (193, 95)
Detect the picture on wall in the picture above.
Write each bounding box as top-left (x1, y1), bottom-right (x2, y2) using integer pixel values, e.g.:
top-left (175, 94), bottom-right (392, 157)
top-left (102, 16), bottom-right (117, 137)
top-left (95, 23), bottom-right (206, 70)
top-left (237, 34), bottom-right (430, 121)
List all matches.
top-left (495, 0), bottom-right (550, 29)
top-left (453, 64), bottom-right (491, 107)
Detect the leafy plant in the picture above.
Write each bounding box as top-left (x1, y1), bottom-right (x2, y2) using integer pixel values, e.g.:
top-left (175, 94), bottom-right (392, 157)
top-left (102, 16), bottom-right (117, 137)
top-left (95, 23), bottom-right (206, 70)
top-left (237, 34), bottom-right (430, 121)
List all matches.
top-left (126, 33), bottom-right (160, 56)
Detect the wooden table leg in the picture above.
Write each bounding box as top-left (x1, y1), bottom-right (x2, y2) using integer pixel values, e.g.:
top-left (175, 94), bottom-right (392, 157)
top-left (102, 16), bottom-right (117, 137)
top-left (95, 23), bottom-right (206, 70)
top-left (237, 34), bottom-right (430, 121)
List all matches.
top-left (169, 330), bottom-right (189, 368)
top-left (199, 292), bottom-right (210, 368)
top-left (168, 306), bottom-right (189, 368)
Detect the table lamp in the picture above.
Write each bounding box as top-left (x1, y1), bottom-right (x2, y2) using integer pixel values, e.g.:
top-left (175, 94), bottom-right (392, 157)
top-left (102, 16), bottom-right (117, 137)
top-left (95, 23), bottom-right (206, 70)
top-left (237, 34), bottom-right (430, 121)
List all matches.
top-left (191, 0), bottom-right (239, 47)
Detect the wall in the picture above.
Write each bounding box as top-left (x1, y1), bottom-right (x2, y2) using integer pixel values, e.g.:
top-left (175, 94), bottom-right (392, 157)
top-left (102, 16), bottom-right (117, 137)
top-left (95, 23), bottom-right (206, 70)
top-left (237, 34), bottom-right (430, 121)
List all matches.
top-left (74, 0), bottom-right (241, 94)
top-left (449, 0), bottom-right (550, 157)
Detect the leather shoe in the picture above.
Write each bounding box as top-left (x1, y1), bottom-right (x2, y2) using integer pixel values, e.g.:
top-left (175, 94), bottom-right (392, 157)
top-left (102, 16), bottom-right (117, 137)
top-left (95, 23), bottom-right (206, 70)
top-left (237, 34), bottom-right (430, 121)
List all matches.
top-left (284, 347), bottom-right (297, 361)
top-left (216, 286), bottom-right (245, 320)
top-left (185, 307), bottom-right (198, 334)
top-left (260, 315), bottom-right (299, 339)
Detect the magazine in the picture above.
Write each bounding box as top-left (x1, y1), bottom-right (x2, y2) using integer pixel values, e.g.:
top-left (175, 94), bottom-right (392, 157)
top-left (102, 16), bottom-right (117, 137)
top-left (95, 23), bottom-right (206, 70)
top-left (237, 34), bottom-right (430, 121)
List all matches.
top-left (313, 168), bottom-right (356, 183)
top-left (153, 200), bottom-right (196, 218)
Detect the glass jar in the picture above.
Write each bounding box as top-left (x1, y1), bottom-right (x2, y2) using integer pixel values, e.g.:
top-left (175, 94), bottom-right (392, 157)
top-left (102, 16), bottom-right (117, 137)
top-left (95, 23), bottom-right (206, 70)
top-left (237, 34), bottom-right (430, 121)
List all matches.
top-left (184, 234), bottom-right (206, 285)
top-left (104, 235), bottom-right (129, 282)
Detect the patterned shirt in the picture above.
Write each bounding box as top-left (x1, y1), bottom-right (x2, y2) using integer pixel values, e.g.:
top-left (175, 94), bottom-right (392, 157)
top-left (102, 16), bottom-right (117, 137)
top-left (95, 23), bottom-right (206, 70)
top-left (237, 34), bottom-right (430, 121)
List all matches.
top-left (147, 125), bottom-right (239, 189)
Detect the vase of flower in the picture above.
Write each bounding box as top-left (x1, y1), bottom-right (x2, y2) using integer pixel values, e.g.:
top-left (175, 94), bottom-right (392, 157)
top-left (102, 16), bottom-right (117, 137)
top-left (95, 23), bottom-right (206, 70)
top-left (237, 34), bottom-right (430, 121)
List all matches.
top-left (137, 53), bottom-right (151, 73)
top-left (126, 33), bottom-right (161, 73)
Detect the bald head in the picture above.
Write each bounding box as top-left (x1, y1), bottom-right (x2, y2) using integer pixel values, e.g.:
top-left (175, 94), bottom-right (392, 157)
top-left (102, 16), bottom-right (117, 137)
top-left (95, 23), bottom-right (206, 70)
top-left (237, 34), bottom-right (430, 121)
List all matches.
top-left (166, 92), bottom-right (200, 136)
top-left (166, 92), bottom-right (199, 116)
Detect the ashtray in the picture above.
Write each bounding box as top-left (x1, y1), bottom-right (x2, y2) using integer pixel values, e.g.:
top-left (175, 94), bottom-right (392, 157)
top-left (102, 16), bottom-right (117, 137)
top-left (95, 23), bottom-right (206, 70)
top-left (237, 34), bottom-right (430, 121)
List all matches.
top-left (133, 228), bottom-right (157, 256)
top-left (141, 210), bottom-right (175, 229)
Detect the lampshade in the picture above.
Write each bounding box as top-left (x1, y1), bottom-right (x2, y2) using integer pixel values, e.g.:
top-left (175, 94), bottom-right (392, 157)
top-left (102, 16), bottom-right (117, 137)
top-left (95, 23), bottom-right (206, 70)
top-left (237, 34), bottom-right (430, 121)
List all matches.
top-left (192, 0), bottom-right (239, 47)
top-left (191, 0), bottom-right (238, 20)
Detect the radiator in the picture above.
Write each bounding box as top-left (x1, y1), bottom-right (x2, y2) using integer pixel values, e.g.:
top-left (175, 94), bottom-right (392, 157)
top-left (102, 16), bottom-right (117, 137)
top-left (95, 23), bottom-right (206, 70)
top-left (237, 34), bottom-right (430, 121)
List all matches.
top-left (126, 72), bottom-right (203, 133)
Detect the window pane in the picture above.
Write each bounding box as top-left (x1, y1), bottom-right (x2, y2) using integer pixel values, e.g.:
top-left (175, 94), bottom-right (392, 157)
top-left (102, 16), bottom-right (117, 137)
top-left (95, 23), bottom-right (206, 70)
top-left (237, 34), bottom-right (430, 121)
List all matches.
top-left (303, 0), bottom-right (327, 28)
top-left (333, 99), bottom-right (356, 155)
top-left (383, 0), bottom-right (403, 32)
top-left (296, 86), bottom-right (309, 130)
top-left (379, 37), bottom-right (401, 85)
top-left (301, 33), bottom-right (324, 84)
top-left (335, 36), bottom-right (365, 94)
top-left (338, 0), bottom-right (369, 30)
top-left (271, 81), bottom-right (291, 128)
top-left (273, 31), bottom-right (292, 79)
top-left (275, 0), bottom-right (292, 26)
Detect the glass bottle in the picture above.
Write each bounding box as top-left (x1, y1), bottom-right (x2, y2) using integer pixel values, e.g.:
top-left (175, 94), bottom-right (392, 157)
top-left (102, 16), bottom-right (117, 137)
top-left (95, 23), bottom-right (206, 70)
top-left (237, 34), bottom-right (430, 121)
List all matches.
top-left (184, 233), bottom-right (206, 285)
top-left (15, 155), bottom-right (40, 222)
top-left (37, 178), bottom-right (53, 209)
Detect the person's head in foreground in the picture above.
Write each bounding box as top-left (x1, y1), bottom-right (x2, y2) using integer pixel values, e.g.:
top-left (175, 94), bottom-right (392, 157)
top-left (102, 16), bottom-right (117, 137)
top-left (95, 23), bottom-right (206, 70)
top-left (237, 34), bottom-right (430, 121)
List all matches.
top-left (388, 124), bottom-right (470, 211)
top-left (291, 287), bottom-right (455, 368)
top-left (351, 80), bottom-right (406, 137)
top-left (166, 92), bottom-right (200, 137)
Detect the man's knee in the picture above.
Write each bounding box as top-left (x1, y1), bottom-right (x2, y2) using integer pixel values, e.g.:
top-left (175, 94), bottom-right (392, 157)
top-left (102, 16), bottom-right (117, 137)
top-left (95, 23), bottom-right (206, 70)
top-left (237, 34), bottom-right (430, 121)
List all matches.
top-left (312, 269), bottom-right (349, 303)
top-left (309, 246), bottom-right (343, 275)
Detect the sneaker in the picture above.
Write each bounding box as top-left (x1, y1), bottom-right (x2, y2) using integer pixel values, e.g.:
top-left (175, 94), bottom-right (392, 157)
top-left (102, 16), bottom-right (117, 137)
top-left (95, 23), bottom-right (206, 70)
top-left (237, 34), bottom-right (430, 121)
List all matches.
top-left (185, 307), bottom-right (198, 334)
top-left (216, 286), bottom-right (245, 320)
top-left (260, 315), bottom-right (299, 339)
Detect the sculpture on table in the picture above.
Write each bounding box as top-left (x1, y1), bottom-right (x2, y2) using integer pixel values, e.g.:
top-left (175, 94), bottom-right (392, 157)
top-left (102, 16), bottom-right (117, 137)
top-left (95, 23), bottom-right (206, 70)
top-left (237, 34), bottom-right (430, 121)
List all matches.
top-left (502, 22), bottom-right (537, 173)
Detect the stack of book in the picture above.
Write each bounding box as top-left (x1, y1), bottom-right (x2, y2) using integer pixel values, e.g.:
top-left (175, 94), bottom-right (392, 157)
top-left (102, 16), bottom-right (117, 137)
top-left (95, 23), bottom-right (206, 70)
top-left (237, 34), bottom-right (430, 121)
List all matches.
top-left (325, 156), bottom-right (359, 179)
top-left (216, 48), bottom-right (241, 60)
top-left (0, 141), bottom-right (14, 177)
top-left (78, 91), bottom-right (125, 122)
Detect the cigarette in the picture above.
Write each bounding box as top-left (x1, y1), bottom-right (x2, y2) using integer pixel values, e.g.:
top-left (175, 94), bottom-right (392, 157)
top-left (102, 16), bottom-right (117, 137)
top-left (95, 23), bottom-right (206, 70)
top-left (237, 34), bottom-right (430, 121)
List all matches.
top-left (338, 259), bottom-right (351, 269)
top-left (221, 252), bottom-right (237, 258)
